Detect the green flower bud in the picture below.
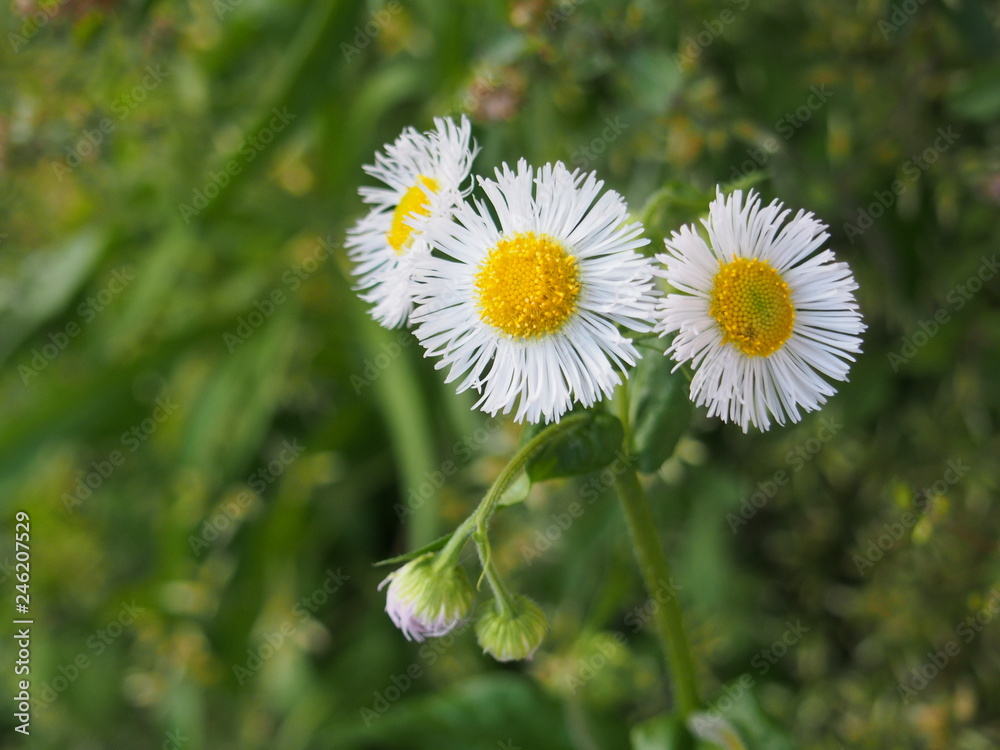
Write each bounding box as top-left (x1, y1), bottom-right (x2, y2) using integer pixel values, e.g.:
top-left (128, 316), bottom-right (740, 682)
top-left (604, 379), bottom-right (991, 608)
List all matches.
top-left (379, 554), bottom-right (474, 642)
top-left (475, 594), bottom-right (548, 662)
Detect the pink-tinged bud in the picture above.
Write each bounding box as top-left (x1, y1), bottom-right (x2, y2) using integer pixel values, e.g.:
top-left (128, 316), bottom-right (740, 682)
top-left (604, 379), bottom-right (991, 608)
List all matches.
top-left (379, 554), bottom-right (474, 642)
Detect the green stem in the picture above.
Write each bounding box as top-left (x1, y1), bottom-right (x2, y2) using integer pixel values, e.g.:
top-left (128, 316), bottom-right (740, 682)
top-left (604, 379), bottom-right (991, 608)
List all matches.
top-left (618, 380), bottom-right (632, 453)
top-left (614, 394), bottom-right (701, 718)
top-left (474, 532), bottom-right (517, 615)
top-left (479, 412), bottom-right (593, 523)
top-left (433, 514), bottom-right (477, 572)
top-left (433, 412), bottom-right (593, 568)
top-left (638, 186), bottom-right (674, 229)
top-left (639, 185), bottom-right (711, 228)
top-left (626, 330), bottom-right (661, 342)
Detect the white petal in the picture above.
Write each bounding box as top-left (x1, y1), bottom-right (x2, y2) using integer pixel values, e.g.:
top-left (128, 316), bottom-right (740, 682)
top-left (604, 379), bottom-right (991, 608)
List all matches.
top-left (345, 116), bottom-right (478, 329)
top-left (654, 188), bottom-right (865, 431)
top-left (412, 161), bottom-right (658, 423)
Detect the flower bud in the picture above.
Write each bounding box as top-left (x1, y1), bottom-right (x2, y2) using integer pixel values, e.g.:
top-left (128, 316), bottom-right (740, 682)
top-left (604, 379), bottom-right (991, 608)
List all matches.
top-left (475, 594), bottom-right (548, 662)
top-left (379, 554), bottom-right (474, 642)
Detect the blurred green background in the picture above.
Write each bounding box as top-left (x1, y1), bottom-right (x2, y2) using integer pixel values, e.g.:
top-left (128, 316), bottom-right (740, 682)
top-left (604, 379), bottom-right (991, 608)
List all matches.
top-left (1, 0), bottom-right (999, 747)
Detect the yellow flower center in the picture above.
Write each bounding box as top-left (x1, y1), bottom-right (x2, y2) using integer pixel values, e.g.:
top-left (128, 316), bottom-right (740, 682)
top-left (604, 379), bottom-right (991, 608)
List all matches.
top-left (386, 175), bottom-right (439, 254)
top-left (709, 256), bottom-right (795, 357)
top-left (474, 232), bottom-right (581, 339)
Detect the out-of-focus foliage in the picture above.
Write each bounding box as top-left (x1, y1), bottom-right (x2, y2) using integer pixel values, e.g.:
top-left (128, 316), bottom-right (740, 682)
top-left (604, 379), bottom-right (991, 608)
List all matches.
top-left (0, 0), bottom-right (998, 748)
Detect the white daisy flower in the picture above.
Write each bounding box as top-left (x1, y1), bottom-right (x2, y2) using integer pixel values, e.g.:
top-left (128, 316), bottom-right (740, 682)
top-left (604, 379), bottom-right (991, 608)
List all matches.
top-left (411, 159), bottom-right (659, 424)
top-left (345, 116), bottom-right (478, 329)
top-left (654, 188), bottom-right (865, 432)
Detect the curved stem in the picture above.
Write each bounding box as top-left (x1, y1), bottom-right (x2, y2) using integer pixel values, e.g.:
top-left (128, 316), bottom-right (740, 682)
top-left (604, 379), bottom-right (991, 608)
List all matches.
top-left (638, 187), bottom-right (673, 230)
top-left (614, 391), bottom-right (701, 718)
top-left (431, 514), bottom-right (477, 572)
top-left (474, 532), bottom-right (517, 615)
top-left (433, 412), bottom-right (593, 569)
top-left (477, 411), bottom-right (593, 525)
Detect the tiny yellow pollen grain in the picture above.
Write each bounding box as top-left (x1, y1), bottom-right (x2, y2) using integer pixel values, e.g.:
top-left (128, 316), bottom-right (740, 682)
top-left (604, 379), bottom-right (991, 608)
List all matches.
top-left (708, 256), bottom-right (795, 357)
top-left (387, 175), bottom-right (439, 254)
top-left (474, 232), bottom-right (581, 339)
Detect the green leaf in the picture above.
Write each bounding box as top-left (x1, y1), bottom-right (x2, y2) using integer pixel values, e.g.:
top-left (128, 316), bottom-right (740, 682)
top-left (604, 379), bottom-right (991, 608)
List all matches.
top-left (631, 690), bottom-right (794, 750)
top-left (629, 338), bottom-right (693, 473)
top-left (323, 674), bottom-right (594, 750)
top-left (631, 712), bottom-right (716, 750)
top-left (108, 224), bottom-right (196, 354)
top-left (946, 61), bottom-right (1000, 123)
top-left (639, 181), bottom-right (715, 254)
top-left (373, 532), bottom-right (454, 567)
top-left (688, 713), bottom-right (748, 749)
top-left (700, 688), bottom-right (795, 750)
top-left (0, 227), bottom-right (107, 363)
top-left (631, 712), bottom-right (687, 750)
top-left (496, 470), bottom-right (532, 507)
top-left (178, 309), bottom-right (299, 480)
top-left (623, 49), bottom-right (684, 114)
top-left (939, 0), bottom-right (999, 59)
top-left (720, 169), bottom-right (769, 196)
top-left (525, 411), bottom-right (624, 483)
